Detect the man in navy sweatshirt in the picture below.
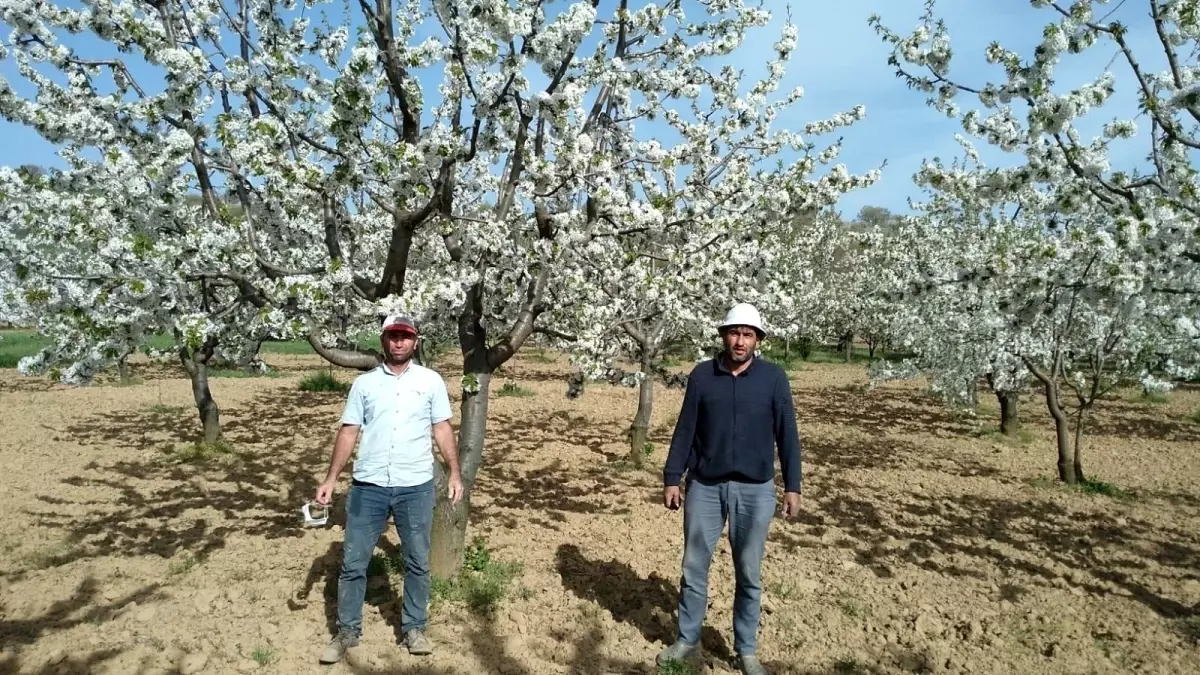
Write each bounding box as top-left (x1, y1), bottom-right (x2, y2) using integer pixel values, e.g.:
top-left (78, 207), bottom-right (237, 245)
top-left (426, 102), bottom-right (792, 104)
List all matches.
top-left (656, 303), bottom-right (802, 675)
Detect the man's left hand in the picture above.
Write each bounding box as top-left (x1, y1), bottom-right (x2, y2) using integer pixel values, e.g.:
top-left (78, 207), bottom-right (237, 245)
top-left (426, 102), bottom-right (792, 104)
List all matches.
top-left (782, 491), bottom-right (802, 519)
top-left (448, 472), bottom-right (464, 504)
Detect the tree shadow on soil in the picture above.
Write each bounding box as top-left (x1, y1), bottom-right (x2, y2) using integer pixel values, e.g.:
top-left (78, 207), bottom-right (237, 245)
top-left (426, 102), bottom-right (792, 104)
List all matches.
top-left (22, 389), bottom-right (346, 571)
top-left (802, 434), bottom-right (1006, 480)
top-left (0, 649), bottom-right (124, 675)
top-left (793, 387), bottom-right (976, 438)
top-left (783, 435), bottom-right (1200, 620)
top-left (1085, 409), bottom-right (1200, 443)
top-left (468, 411), bottom-right (659, 526)
top-left (0, 575), bottom-right (162, 670)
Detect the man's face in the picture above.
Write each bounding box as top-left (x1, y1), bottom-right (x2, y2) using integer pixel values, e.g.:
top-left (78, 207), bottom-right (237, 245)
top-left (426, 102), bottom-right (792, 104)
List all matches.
top-left (380, 329), bottom-right (417, 364)
top-left (722, 326), bottom-right (760, 362)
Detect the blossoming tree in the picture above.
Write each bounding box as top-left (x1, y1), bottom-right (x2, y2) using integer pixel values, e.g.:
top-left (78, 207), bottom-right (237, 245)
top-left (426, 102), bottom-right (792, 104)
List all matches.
top-left (870, 0), bottom-right (1200, 482)
top-left (556, 22), bottom-right (879, 467)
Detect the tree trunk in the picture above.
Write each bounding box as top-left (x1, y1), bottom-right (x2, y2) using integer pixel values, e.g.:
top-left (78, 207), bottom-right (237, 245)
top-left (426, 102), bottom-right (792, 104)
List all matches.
top-left (1023, 355), bottom-right (1074, 484)
top-left (784, 337), bottom-right (791, 360)
top-left (429, 370), bottom-right (490, 580)
top-left (997, 389), bottom-right (1020, 435)
top-left (1041, 379), bottom-right (1074, 483)
top-left (117, 354), bottom-right (132, 384)
top-left (1073, 406), bottom-right (1088, 482)
top-left (629, 361), bottom-right (654, 467)
top-left (868, 338), bottom-right (877, 360)
top-left (179, 345), bottom-right (221, 444)
top-left (843, 331), bottom-right (854, 362)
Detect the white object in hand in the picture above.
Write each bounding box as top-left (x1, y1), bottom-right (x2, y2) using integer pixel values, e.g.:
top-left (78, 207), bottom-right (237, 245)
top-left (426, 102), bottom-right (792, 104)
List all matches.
top-left (302, 502), bottom-right (329, 527)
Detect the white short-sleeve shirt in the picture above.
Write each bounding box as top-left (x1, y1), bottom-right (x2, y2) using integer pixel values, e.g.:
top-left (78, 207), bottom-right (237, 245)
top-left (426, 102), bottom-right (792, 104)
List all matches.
top-left (340, 362), bottom-right (453, 487)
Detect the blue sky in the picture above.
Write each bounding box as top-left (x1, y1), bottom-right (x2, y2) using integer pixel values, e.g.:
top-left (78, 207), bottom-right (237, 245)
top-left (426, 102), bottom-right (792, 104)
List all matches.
top-left (0, 0), bottom-right (1167, 219)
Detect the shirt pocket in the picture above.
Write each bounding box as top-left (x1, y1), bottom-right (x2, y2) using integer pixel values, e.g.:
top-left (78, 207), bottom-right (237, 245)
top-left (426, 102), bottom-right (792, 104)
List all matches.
top-left (395, 387), bottom-right (431, 421)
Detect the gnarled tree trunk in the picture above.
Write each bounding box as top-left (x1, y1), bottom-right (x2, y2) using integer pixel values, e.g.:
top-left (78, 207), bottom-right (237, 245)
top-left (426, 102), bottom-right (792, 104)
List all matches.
top-left (1024, 355), bottom-right (1075, 484)
top-left (998, 390), bottom-right (1020, 435)
top-left (179, 337), bottom-right (221, 444)
top-left (985, 370), bottom-right (1021, 435)
top-left (430, 369), bottom-right (490, 580)
top-left (1073, 406), bottom-right (1088, 482)
top-left (629, 355), bottom-right (654, 467)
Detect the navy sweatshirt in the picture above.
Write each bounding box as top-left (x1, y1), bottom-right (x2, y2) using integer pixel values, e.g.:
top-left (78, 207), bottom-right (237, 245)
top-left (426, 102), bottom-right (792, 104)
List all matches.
top-left (663, 355), bottom-right (802, 493)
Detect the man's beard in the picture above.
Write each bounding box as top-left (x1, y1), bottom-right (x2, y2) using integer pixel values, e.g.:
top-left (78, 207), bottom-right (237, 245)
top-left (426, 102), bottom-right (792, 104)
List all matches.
top-left (385, 350), bottom-right (413, 365)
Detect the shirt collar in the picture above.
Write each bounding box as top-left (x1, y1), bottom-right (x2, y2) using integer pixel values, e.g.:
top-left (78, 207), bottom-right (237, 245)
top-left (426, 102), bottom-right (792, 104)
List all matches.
top-left (379, 362), bottom-right (412, 377)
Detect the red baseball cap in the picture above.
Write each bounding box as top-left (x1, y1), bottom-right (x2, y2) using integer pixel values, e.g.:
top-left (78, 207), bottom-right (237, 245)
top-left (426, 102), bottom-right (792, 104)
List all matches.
top-left (381, 314), bottom-right (418, 336)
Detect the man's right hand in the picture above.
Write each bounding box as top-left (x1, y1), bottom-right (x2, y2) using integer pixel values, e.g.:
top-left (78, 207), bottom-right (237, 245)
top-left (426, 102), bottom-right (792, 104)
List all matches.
top-left (315, 481), bottom-right (335, 506)
top-left (663, 485), bottom-right (682, 510)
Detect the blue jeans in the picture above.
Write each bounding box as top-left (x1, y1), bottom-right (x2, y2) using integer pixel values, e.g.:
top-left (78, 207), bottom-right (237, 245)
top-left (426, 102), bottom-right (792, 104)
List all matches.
top-left (676, 477), bottom-right (775, 656)
top-left (336, 479), bottom-right (434, 637)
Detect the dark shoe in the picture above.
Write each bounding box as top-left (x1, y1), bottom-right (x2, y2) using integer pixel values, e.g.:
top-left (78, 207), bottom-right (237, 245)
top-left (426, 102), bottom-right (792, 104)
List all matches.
top-left (405, 628), bottom-right (433, 655)
top-left (319, 629), bottom-right (360, 664)
top-left (737, 654), bottom-right (768, 675)
top-left (656, 640), bottom-right (700, 666)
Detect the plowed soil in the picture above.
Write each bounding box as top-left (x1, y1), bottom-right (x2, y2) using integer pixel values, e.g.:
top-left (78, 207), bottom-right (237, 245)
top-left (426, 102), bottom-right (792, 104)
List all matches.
top-left (1, 352), bottom-right (1198, 675)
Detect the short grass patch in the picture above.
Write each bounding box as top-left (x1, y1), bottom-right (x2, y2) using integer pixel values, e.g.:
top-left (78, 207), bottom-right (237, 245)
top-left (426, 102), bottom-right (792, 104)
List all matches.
top-left (1027, 476), bottom-right (1135, 502)
top-left (657, 660), bottom-right (699, 675)
top-left (1139, 390), bottom-right (1170, 405)
top-left (496, 380), bottom-right (534, 397)
top-left (1078, 477), bottom-right (1135, 501)
top-left (208, 368), bottom-right (284, 379)
top-left (167, 552), bottom-right (204, 576)
top-left (298, 371), bottom-right (350, 394)
top-left (145, 403), bottom-right (186, 416)
top-left (162, 439), bottom-right (240, 464)
top-left (431, 536), bottom-right (523, 617)
top-left (0, 329), bottom-right (46, 368)
top-left (976, 424), bottom-right (1038, 447)
top-left (837, 591), bottom-right (867, 619)
top-left (250, 646), bottom-right (276, 666)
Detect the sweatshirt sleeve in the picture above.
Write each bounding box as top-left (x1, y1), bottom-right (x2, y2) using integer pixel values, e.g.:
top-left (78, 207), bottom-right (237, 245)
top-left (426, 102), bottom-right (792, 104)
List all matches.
top-left (663, 370), bottom-right (701, 487)
top-left (773, 367), bottom-right (802, 493)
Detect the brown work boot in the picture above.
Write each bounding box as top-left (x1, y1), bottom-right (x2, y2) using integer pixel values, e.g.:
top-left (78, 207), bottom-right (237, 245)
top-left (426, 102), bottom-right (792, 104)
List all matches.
top-left (405, 628), bottom-right (433, 655)
top-left (318, 629), bottom-right (360, 664)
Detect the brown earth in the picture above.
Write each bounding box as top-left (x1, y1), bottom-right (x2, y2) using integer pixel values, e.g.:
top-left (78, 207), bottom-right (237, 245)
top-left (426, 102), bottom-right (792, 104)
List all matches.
top-left (0, 352), bottom-right (1198, 675)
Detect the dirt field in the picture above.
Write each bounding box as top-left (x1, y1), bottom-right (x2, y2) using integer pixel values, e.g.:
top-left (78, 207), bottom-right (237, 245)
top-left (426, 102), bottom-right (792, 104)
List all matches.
top-left (1, 352), bottom-right (1198, 675)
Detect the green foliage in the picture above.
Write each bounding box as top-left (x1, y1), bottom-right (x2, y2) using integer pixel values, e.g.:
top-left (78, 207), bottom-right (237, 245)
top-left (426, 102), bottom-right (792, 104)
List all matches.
top-left (497, 380), bottom-right (534, 397)
top-left (167, 552), bottom-right (205, 576)
top-left (976, 424), bottom-right (1037, 447)
top-left (0, 329), bottom-right (50, 368)
top-left (1140, 390), bottom-right (1170, 404)
top-left (250, 647), bottom-right (276, 666)
top-left (658, 660), bottom-right (699, 675)
top-left (1027, 476), bottom-right (1135, 502)
top-left (431, 536), bottom-right (524, 617)
top-left (163, 439), bottom-right (238, 464)
top-left (208, 368), bottom-right (283, 378)
top-left (1079, 477), bottom-right (1134, 502)
top-left (367, 551), bottom-right (405, 577)
top-left (299, 371), bottom-right (350, 394)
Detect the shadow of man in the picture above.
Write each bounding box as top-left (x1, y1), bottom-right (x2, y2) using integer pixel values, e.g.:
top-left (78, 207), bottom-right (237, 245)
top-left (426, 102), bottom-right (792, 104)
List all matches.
top-left (289, 534), bottom-right (407, 646)
top-left (554, 543), bottom-right (731, 663)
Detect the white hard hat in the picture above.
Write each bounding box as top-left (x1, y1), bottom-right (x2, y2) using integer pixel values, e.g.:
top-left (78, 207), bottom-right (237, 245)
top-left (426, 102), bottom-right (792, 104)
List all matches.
top-left (718, 303), bottom-right (765, 336)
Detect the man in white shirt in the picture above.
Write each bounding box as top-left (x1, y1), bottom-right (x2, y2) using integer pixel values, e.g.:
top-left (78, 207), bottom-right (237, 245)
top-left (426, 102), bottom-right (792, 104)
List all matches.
top-left (314, 314), bottom-right (464, 664)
